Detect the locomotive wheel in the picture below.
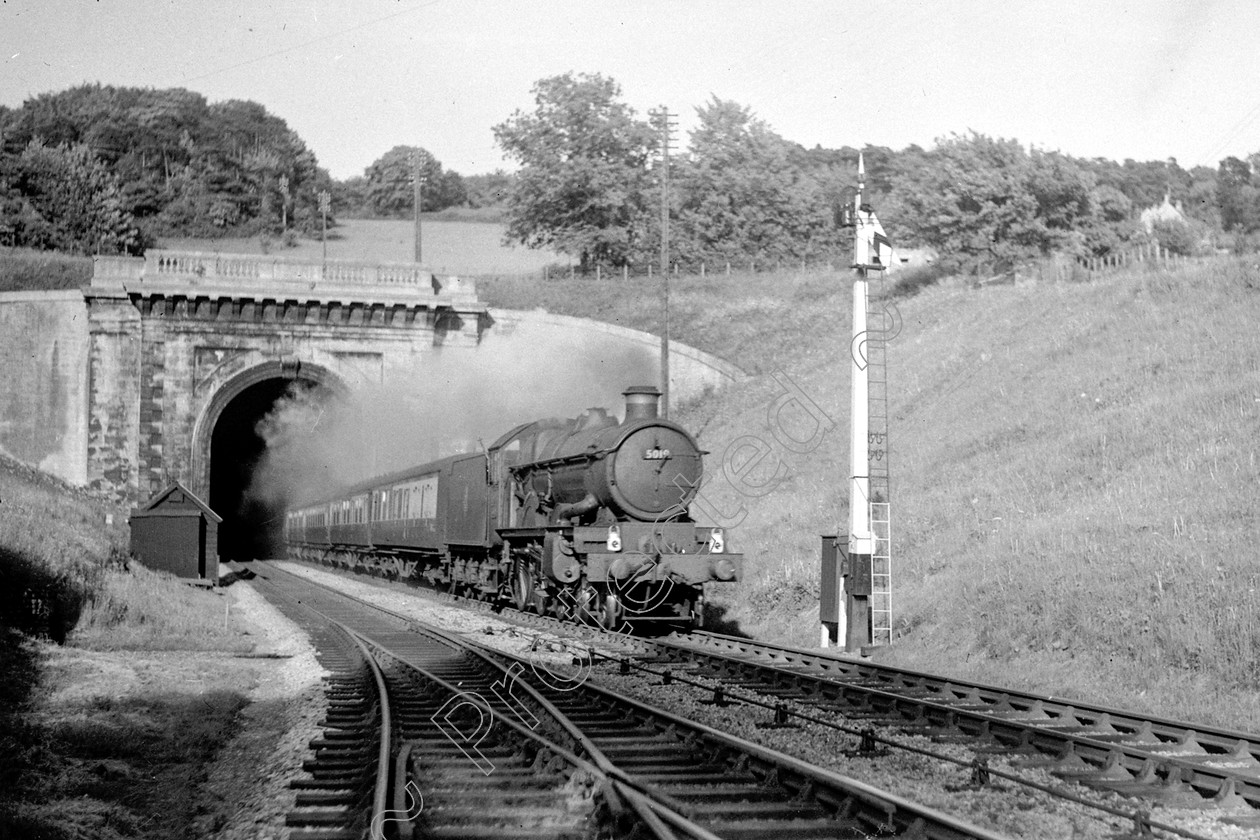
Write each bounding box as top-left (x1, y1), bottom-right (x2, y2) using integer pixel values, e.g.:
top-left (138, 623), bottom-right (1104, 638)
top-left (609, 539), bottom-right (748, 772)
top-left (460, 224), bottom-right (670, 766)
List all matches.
top-left (602, 592), bottom-right (623, 630)
top-left (551, 594), bottom-right (575, 622)
top-left (512, 562), bottom-right (535, 612)
top-left (574, 585), bottom-right (599, 626)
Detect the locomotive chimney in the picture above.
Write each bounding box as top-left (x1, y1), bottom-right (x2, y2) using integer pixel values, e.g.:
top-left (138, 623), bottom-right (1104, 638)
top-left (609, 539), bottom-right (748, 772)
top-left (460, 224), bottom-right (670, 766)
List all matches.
top-left (622, 385), bottom-right (661, 422)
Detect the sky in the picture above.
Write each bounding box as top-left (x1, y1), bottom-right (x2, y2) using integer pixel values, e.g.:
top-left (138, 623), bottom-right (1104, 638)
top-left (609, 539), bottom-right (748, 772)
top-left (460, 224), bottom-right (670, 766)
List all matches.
top-left (3, 1), bottom-right (1259, 181)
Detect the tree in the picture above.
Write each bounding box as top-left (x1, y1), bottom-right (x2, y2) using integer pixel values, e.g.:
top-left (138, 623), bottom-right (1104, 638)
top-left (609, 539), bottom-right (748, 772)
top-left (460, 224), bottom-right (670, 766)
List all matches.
top-left (1216, 156), bottom-right (1260, 233)
top-left (494, 73), bottom-right (656, 269)
top-left (331, 175), bottom-right (370, 217)
top-left (1, 139), bottom-right (142, 254)
top-left (1078, 184), bottom-right (1139, 255)
top-left (362, 146), bottom-right (463, 217)
top-left (673, 98), bottom-right (842, 264)
top-left (888, 133), bottom-right (1129, 267)
top-left (0, 84), bottom-right (330, 240)
top-left (1183, 165), bottom-right (1219, 228)
top-left (1026, 150), bottom-right (1096, 252)
top-left (889, 133), bottom-right (1046, 268)
top-left (463, 170), bottom-right (513, 209)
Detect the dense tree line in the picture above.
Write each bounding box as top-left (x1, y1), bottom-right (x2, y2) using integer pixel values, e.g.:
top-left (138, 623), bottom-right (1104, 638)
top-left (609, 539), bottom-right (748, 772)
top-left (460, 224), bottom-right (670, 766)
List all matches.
top-left (0, 78), bottom-right (1250, 268)
top-left (0, 85), bottom-right (338, 253)
top-left (0, 85), bottom-right (487, 255)
top-left (494, 72), bottom-right (1234, 272)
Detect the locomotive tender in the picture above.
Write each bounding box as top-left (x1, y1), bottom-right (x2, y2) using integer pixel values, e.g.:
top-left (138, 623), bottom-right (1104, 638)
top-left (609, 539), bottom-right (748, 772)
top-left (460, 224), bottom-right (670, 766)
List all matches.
top-left (284, 386), bottom-right (742, 628)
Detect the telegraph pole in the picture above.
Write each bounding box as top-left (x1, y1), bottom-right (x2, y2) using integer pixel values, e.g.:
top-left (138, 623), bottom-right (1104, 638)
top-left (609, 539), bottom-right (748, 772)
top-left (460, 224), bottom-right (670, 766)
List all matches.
top-left (279, 175), bottom-right (289, 231)
top-left (652, 107), bottom-right (676, 418)
top-left (411, 150), bottom-right (426, 265)
top-left (318, 190), bottom-right (331, 268)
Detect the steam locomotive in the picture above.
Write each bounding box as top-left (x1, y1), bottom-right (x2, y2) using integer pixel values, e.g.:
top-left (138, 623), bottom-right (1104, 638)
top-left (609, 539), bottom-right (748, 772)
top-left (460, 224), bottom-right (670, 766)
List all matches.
top-left (284, 386), bottom-right (742, 628)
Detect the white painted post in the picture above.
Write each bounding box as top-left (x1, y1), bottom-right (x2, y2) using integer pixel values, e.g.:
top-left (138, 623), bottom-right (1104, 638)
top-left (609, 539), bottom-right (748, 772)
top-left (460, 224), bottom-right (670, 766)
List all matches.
top-left (843, 154), bottom-right (875, 653)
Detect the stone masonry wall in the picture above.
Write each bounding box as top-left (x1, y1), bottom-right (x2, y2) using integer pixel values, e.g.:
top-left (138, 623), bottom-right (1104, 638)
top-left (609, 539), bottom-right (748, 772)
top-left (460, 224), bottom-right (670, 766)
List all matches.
top-left (0, 291), bottom-right (91, 483)
top-left (86, 295), bottom-right (142, 503)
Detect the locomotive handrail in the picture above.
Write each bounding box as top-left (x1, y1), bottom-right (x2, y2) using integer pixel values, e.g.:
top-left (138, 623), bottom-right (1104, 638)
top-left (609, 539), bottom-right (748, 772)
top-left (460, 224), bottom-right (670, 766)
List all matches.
top-left (508, 448), bottom-right (613, 474)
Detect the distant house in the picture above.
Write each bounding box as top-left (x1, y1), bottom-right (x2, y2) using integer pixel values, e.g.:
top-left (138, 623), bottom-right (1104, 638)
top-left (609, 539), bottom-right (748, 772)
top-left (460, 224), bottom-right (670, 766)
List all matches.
top-left (1140, 194), bottom-right (1188, 234)
top-left (888, 246), bottom-right (935, 273)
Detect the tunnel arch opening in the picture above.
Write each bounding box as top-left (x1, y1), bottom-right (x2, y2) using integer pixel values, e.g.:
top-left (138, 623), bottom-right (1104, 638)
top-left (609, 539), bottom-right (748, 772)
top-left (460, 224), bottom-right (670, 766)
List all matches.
top-left (197, 363), bottom-right (344, 562)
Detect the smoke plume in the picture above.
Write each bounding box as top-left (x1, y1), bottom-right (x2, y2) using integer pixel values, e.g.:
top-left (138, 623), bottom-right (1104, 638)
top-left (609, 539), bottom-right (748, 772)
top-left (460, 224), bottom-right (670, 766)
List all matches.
top-left (246, 314), bottom-right (657, 510)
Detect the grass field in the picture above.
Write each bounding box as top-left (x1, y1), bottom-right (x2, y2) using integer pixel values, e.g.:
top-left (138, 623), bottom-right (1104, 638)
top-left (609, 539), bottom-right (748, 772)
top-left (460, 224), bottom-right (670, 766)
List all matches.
top-left (0, 455), bottom-right (259, 838)
top-left (492, 257), bottom-right (1260, 730)
top-left (159, 217), bottom-right (564, 275)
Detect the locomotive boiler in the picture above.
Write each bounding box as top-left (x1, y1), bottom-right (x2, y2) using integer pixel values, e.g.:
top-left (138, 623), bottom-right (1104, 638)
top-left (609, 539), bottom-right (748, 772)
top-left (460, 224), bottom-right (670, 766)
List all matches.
top-left (284, 386), bottom-right (742, 629)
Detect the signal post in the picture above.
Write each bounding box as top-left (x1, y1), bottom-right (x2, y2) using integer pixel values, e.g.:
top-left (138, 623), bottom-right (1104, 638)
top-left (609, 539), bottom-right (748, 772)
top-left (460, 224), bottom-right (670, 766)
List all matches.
top-left (821, 153), bottom-right (891, 653)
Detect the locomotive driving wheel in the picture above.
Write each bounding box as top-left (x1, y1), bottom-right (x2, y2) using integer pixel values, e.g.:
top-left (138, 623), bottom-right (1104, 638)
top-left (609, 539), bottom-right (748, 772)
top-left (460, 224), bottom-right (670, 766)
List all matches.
top-left (602, 592), bottom-right (623, 630)
top-left (551, 587), bottom-right (576, 621)
top-left (512, 560), bottom-right (535, 612)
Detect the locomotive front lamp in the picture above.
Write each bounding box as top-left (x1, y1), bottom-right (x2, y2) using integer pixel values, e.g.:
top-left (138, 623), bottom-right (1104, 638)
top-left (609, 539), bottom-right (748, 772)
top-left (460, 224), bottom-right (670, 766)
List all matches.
top-left (708, 528), bottom-right (725, 553)
top-left (607, 524), bottom-right (622, 552)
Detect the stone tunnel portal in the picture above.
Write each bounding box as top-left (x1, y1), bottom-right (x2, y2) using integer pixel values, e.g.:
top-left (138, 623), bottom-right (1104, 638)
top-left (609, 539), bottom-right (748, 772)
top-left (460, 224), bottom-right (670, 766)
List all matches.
top-left (208, 376), bottom-right (332, 561)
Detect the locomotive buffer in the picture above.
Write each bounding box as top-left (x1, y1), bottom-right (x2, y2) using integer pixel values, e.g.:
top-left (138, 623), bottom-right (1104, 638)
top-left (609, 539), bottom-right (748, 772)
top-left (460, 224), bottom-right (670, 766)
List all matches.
top-left (822, 153), bottom-right (895, 652)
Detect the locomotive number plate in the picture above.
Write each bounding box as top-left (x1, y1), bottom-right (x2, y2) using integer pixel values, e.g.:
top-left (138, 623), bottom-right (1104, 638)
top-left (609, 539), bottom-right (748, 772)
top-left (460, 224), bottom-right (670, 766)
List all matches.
top-left (643, 448), bottom-right (672, 460)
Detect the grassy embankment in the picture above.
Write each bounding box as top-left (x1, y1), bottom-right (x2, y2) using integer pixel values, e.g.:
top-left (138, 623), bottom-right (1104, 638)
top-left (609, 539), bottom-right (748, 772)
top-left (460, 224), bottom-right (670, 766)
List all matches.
top-left (6, 234), bottom-right (1255, 729)
top-left (0, 455), bottom-right (258, 839)
top-left (0, 247), bottom-right (93, 292)
top-left (480, 258), bottom-right (1260, 730)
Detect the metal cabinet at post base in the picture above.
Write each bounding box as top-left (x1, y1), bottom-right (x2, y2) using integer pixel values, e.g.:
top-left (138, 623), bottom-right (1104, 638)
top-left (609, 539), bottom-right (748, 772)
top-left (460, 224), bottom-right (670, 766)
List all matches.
top-left (819, 535), bottom-right (848, 623)
top-left (129, 482), bottom-right (222, 584)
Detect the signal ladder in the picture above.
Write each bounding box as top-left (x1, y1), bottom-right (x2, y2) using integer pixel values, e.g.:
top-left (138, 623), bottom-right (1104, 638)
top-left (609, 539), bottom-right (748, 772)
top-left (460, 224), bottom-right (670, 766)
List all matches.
top-left (865, 277), bottom-right (894, 646)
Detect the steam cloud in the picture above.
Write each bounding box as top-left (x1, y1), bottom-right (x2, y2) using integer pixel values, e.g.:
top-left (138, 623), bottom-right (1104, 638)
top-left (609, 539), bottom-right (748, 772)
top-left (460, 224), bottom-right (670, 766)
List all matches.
top-left (246, 314), bottom-right (657, 511)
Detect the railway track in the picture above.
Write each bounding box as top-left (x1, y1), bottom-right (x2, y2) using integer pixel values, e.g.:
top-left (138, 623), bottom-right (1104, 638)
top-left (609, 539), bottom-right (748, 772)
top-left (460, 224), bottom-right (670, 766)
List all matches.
top-left (417, 571), bottom-right (1260, 820)
top-left (253, 563), bottom-right (1010, 840)
top-left (263, 607), bottom-right (393, 839)
top-left (254, 570), bottom-right (618, 839)
top-left (272, 559), bottom-right (1260, 836)
top-left (634, 631), bottom-right (1260, 813)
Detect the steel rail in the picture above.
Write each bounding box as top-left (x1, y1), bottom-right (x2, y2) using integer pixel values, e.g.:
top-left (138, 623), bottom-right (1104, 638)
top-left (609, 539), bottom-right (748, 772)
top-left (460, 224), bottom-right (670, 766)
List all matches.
top-left (342, 628), bottom-right (393, 836)
top-left (273, 559), bottom-right (1258, 834)
top-left (474, 640), bottom-right (1011, 840)
top-left (260, 563), bottom-right (1010, 839)
top-left (594, 643), bottom-right (1223, 840)
top-left (639, 631), bottom-right (1260, 812)
top-left (692, 629), bottom-right (1260, 761)
top-left (247, 573), bottom-right (394, 840)
top-left (255, 564), bottom-right (733, 839)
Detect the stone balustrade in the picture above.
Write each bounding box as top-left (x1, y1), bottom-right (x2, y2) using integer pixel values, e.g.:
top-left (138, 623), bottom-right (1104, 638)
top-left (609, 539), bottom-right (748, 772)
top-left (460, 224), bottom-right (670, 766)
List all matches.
top-left (91, 250), bottom-right (477, 303)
